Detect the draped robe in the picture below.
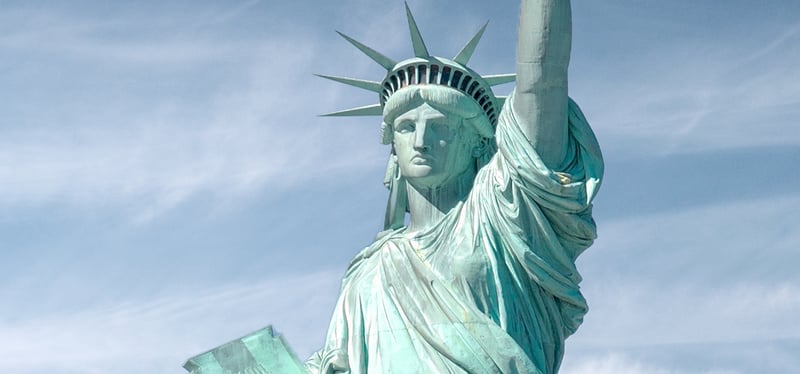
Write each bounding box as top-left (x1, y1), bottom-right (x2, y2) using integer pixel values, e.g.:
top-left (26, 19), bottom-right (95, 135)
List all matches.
top-left (308, 92), bottom-right (603, 374)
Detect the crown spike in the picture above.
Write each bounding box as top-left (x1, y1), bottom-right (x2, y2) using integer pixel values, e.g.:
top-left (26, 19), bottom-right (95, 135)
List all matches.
top-left (483, 73), bottom-right (516, 86)
top-left (321, 104), bottom-right (383, 117)
top-left (404, 3), bottom-right (429, 57)
top-left (337, 31), bottom-right (397, 70)
top-left (454, 21), bottom-right (488, 65)
top-left (315, 74), bottom-right (383, 93)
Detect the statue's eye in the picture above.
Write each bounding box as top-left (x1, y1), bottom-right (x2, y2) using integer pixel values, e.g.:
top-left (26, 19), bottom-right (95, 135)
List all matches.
top-left (395, 121), bottom-right (415, 133)
top-left (430, 122), bottom-right (452, 139)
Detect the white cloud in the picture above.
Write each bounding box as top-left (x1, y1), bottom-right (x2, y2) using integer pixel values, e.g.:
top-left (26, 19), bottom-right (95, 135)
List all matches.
top-left (0, 7), bottom-right (248, 66)
top-left (0, 5), bottom-right (387, 222)
top-left (561, 194), bottom-right (800, 373)
top-left (0, 270), bottom-right (342, 374)
top-left (561, 339), bottom-right (799, 374)
top-left (575, 281), bottom-right (800, 347)
top-left (562, 353), bottom-right (676, 374)
top-left (577, 19), bottom-right (800, 157)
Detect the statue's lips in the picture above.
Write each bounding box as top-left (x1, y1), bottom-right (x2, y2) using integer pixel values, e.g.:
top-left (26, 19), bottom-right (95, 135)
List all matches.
top-left (410, 154), bottom-right (434, 164)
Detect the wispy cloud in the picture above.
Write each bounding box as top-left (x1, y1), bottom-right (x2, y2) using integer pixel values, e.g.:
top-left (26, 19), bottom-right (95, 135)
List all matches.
top-left (562, 339), bottom-right (800, 374)
top-left (0, 63), bottom-right (381, 222)
top-left (577, 281), bottom-right (800, 347)
top-left (574, 12), bottom-right (800, 157)
top-left (0, 270), bottom-right (341, 374)
top-left (562, 353), bottom-right (675, 374)
top-left (0, 7), bottom-right (249, 66)
top-left (559, 193), bottom-right (800, 373)
top-left (0, 4), bottom-right (387, 222)
top-left (568, 194), bottom-right (800, 371)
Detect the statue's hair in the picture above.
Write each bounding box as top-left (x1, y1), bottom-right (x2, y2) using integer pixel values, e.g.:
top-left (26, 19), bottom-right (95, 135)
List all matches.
top-left (380, 85), bottom-right (494, 145)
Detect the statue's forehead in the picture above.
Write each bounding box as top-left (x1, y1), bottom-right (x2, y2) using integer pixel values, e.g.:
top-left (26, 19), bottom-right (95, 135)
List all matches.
top-left (393, 103), bottom-right (451, 123)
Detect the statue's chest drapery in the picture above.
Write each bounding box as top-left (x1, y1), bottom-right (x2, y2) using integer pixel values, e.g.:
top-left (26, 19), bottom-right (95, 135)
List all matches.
top-left (388, 206), bottom-right (501, 318)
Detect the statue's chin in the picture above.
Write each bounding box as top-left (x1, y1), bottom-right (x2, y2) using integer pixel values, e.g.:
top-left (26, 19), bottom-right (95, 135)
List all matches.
top-left (406, 171), bottom-right (477, 193)
top-left (403, 165), bottom-right (456, 188)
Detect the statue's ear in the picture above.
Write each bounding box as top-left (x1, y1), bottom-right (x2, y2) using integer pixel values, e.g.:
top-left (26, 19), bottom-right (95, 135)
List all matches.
top-left (471, 145), bottom-right (483, 158)
top-left (380, 121), bottom-right (394, 145)
top-left (472, 137), bottom-right (488, 158)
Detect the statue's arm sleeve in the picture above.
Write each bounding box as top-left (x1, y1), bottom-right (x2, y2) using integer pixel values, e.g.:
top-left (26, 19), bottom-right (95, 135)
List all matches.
top-left (468, 94), bottom-right (602, 333)
top-left (479, 90), bottom-right (603, 259)
top-left (514, 0), bottom-right (572, 170)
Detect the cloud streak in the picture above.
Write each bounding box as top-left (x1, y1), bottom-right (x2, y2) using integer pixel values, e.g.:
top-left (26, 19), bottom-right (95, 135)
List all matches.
top-left (0, 6), bottom-right (256, 66)
top-left (572, 7), bottom-right (800, 158)
top-left (565, 194), bottom-right (800, 372)
top-left (0, 4), bottom-right (387, 222)
top-left (0, 270), bottom-right (342, 374)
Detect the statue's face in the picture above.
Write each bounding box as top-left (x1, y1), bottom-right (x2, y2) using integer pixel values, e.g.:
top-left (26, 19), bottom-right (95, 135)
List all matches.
top-left (392, 103), bottom-right (476, 188)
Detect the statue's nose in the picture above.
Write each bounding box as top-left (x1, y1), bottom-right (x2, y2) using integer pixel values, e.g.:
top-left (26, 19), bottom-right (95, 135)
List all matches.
top-left (413, 123), bottom-right (432, 150)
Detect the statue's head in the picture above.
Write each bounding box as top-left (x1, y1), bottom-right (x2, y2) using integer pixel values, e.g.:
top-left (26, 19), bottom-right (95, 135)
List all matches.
top-left (382, 85), bottom-right (492, 188)
top-left (318, 4), bottom-right (514, 229)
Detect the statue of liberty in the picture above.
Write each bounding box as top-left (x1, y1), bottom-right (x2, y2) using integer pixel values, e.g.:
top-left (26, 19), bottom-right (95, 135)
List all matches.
top-left (184, 1), bottom-right (602, 373)
top-left (307, 0), bottom-right (603, 372)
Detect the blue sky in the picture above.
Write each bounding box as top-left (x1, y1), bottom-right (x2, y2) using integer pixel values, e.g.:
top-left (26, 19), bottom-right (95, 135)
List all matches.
top-left (1, 1), bottom-right (799, 373)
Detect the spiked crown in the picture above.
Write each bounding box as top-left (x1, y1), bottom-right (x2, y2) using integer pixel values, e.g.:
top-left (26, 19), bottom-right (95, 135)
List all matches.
top-left (319, 3), bottom-right (515, 128)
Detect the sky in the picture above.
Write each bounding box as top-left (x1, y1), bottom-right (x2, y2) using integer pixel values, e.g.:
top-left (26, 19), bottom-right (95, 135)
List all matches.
top-left (1, 0), bottom-right (799, 373)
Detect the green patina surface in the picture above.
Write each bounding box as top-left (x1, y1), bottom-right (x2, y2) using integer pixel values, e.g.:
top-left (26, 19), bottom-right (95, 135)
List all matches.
top-left (183, 327), bottom-right (305, 374)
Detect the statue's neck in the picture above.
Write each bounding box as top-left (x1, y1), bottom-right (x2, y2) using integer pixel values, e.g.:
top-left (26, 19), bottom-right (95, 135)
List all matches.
top-left (405, 168), bottom-right (476, 234)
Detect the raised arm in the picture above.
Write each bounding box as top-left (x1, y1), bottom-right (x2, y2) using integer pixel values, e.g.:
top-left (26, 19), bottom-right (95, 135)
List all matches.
top-left (514, 0), bottom-right (572, 169)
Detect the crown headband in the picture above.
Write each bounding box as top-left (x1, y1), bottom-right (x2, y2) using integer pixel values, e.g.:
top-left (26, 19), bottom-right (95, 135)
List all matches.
top-left (318, 3), bottom-right (515, 126)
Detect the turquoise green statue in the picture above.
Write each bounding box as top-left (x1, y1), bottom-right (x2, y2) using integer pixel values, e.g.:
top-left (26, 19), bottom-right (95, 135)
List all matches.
top-left (185, 0), bottom-right (602, 373)
top-left (184, 327), bottom-right (306, 374)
